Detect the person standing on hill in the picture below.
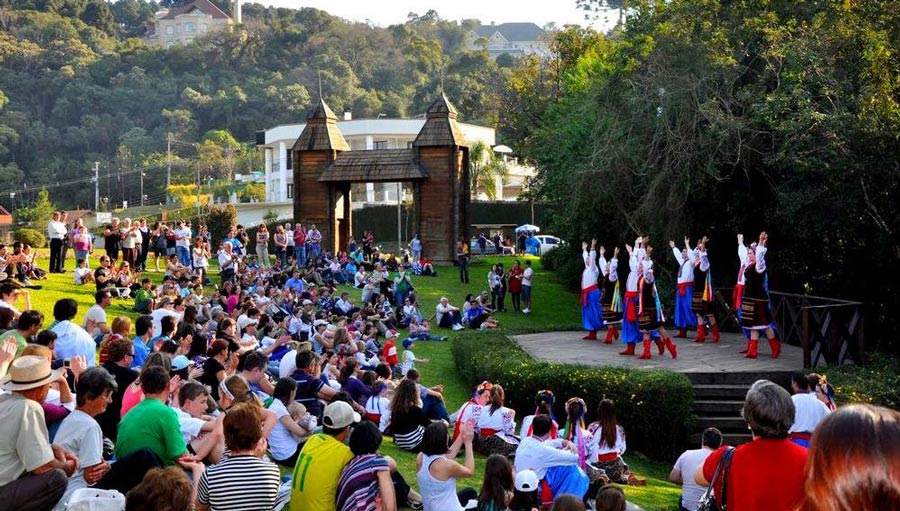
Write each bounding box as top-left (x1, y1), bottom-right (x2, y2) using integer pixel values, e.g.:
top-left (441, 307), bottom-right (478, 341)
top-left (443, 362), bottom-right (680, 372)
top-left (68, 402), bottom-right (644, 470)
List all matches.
top-left (456, 239), bottom-right (470, 284)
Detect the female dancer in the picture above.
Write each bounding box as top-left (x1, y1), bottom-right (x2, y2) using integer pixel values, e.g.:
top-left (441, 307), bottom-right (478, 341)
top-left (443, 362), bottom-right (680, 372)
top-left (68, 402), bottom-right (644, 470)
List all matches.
top-left (669, 237), bottom-right (697, 338)
top-left (580, 239), bottom-right (604, 340)
top-left (636, 246), bottom-right (677, 360)
top-left (599, 246), bottom-right (623, 344)
top-left (741, 232), bottom-right (781, 358)
top-left (690, 236), bottom-right (719, 343)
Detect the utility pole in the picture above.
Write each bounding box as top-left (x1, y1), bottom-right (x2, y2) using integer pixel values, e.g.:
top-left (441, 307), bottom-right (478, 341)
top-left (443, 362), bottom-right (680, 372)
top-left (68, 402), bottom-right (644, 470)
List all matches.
top-left (166, 132), bottom-right (172, 204)
top-left (93, 161), bottom-right (100, 212)
top-left (140, 172), bottom-right (145, 206)
top-left (397, 182), bottom-right (402, 253)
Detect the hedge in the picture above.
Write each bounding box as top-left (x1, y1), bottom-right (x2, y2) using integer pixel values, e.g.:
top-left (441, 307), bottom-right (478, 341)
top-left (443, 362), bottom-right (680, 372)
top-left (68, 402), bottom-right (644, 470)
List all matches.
top-left (451, 330), bottom-right (695, 461)
top-left (14, 228), bottom-right (47, 248)
top-left (821, 356), bottom-right (900, 410)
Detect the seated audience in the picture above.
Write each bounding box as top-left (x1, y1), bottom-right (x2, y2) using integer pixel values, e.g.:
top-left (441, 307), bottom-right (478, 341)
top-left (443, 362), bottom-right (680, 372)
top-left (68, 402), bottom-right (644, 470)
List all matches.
top-left (416, 422), bottom-right (478, 511)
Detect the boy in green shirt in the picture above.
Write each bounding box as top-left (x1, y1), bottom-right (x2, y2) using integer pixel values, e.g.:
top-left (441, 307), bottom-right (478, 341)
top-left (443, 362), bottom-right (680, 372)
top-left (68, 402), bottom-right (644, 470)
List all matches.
top-left (133, 278), bottom-right (155, 313)
top-left (115, 366), bottom-right (188, 466)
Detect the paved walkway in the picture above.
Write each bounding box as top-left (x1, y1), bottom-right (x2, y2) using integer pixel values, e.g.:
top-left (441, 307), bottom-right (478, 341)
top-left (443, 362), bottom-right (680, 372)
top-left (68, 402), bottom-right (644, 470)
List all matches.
top-left (511, 331), bottom-right (803, 373)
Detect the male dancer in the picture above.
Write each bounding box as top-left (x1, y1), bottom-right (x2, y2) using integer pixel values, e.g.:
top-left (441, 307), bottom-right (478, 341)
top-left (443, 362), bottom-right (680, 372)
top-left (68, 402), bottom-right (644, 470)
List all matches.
top-left (580, 239), bottom-right (604, 340)
top-left (741, 232), bottom-right (781, 358)
top-left (670, 236), bottom-right (697, 338)
top-left (620, 238), bottom-right (643, 356)
top-left (636, 246), bottom-right (677, 360)
top-left (691, 236), bottom-right (719, 343)
top-left (599, 246), bottom-right (622, 344)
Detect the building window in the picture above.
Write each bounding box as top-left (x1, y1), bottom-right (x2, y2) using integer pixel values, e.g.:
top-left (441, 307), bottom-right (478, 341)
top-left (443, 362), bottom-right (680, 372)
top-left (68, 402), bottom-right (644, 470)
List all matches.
top-left (200, 23), bottom-right (208, 32)
top-left (166, 25), bottom-right (175, 35)
top-left (285, 148), bottom-right (292, 170)
top-left (287, 184), bottom-right (294, 199)
top-left (185, 22), bottom-right (195, 33)
top-left (373, 141), bottom-right (387, 150)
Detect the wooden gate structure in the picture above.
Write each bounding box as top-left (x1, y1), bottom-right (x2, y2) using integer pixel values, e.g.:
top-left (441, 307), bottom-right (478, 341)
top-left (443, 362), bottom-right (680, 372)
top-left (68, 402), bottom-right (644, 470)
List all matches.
top-left (291, 95), bottom-right (470, 264)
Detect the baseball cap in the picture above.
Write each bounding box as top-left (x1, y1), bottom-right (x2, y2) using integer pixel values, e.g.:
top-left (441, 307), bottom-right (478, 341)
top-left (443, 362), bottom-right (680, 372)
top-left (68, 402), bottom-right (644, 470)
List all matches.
top-left (514, 469), bottom-right (539, 492)
top-left (302, 299), bottom-right (313, 306)
top-left (386, 329), bottom-right (399, 339)
top-left (322, 401), bottom-right (360, 429)
top-left (402, 338), bottom-right (414, 349)
top-left (314, 319), bottom-right (329, 328)
top-left (171, 355), bottom-right (192, 371)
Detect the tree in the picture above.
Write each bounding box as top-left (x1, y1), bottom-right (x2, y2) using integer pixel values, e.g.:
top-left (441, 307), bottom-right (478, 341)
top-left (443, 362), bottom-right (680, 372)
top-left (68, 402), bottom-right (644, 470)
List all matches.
top-left (15, 188), bottom-right (56, 225)
top-left (469, 141), bottom-right (508, 200)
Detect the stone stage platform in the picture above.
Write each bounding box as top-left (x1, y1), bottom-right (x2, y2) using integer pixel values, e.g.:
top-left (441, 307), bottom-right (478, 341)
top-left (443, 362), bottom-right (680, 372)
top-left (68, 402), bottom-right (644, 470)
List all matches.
top-left (512, 331), bottom-right (804, 376)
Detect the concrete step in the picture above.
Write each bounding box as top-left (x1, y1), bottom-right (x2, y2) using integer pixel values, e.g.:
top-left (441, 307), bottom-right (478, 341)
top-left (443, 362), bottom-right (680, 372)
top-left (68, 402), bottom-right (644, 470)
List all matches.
top-left (691, 400), bottom-right (745, 414)
top-left (689, 432), bottom-right (753, 446)
top-left (697, 416), bottom-right (747, 432)
top-left (692, 384), bottom-right (750, 400)
top-left (686, 371), bottom-right (793, 387)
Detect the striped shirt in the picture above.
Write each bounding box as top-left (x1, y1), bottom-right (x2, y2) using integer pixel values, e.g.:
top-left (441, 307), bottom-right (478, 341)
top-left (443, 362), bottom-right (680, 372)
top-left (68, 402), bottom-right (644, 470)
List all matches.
top-left (198, 455), bottom-right (280, 511)
top-left (336, 454), bottom-right (390, 511)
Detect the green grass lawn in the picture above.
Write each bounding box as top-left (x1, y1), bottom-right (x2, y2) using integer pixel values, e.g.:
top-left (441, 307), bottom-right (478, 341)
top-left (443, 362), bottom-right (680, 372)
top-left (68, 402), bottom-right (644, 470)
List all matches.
top-left (26, 252), bottom-right (682, 510)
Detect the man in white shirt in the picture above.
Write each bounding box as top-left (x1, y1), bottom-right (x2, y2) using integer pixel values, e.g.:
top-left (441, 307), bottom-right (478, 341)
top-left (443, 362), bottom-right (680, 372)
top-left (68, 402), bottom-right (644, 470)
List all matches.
top-left (435, 297), bottom-right (464, 330)
top-left (173, 221), bottom-right (192, 267)
top-left (51, 299), bottom-right (97, 367)
top-left (83, 290), bottom-right (112, 341)
top-left (150, 297), bottom-right (183, 337)
top-left (334, 292), bottom-right (358, 317)
top-left (788, 373), bottom-right (830, 448)
top-left (669, 427), bottom-right (722, 511)
top-left (47, 212), bottom-right (68, 273)
top-left (514, 414), bottom-right (588, 499)
top-left (522, 260), bottom-right (534, 313)
top-left (217, 243), bottom-right (237, 285)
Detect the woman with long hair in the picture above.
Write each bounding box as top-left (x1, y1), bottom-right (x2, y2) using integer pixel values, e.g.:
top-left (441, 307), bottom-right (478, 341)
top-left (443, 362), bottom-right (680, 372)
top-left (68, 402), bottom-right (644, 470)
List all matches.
top-left (416, 421), bottom-right (478, 511)
top-left (798, 404), bottom-right (900, 511)
top-left (218, 375), bottom-right (276, 438)
top-left (519, 389), bottom-right (558, 438)
top-left (477, 385), bottom-right (519, 457)
top-left (200, 339), bottom-right (233, 402)
top-left (389, 379), bottom-right (432, 452)
top-left (587, 399), bottom-right (636, 485)
top-left (267, 378), bottom-right (310, 467)
top-left (338, 358), bottom-right (373, 405)
top-left (477, 454), bottom-right (514, 511)
top-left (120, 352), bottom-right (172, 418)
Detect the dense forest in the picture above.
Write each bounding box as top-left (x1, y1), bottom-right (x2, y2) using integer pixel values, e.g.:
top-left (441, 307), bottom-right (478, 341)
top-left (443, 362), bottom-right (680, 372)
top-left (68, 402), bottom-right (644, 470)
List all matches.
top-left (0, 0), bottom-right (519, 209)
top-left (529, 0), bottom-right (900, 350)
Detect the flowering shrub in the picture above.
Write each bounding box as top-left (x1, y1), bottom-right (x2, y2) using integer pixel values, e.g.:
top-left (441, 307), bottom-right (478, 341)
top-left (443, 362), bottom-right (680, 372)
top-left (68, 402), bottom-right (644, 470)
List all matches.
top-left (452, 331), bottom-right (695, 461)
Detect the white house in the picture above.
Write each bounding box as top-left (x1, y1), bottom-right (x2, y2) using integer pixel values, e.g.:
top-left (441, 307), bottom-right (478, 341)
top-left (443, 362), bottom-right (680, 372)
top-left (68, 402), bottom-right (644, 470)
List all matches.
top-left (256, 115), bottom-right (497, 206)
top-left (465, 22), bottom-right (549, 58)
top-left (145, 0), bottom-right (239, 49)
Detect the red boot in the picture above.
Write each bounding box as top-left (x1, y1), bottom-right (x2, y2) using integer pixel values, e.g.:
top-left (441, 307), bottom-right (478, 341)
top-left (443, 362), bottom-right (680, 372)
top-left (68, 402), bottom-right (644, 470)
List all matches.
top-left (711, 324), bottom-right (721, 343)
top-left (745, 339), bottom-right (759, 359)
top-left (582, 331), bottom-right (597, 341)
top-left (665, 337), bottom-right (678, 359)
top-left (611, 325), bottom-right (620, 340)
top-left (694, 325), bottom-right (707, 343)
top-left (604, 329), bottom-right (615, 344)
top-left (769, 337), bottom-right (782, 359)
top-left (655, 338), bottom-right (665, 355)
top-left (619, 343), bottom-right (636, 356)
top-left (675, 328), bottom-right (687, 338)
top-left (637, 340), bottom-right (652, 359)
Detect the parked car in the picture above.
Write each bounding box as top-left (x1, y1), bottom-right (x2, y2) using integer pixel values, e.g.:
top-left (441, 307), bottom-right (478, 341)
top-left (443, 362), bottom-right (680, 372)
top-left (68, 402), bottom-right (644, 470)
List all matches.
top-left (470, 237), bottom-right (514, 256)
top-left (533, 235), bottom-right (563, 255)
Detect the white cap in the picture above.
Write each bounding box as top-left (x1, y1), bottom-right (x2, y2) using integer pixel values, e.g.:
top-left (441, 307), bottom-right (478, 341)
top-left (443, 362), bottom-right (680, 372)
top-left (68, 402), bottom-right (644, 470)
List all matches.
top-left (314, 319), bottom-right (329, 328)
top-left (514, 470), bottom-right (539, 492)
top-left (322, 401), bottom-right (360, 429)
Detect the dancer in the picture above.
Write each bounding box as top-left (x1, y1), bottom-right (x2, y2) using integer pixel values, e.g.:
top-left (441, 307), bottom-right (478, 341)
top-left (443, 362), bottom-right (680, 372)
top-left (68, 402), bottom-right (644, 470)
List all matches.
top-left (670, 237), bottom-right (697, 338)
top-left (580, 239), bottom-right (604, 340)
top-left (735, 233), bottom-right (752, 353)
top-left (690, 236), bottom-right (719, 343)
top-left (619, 238), bottom-right (643, 356)
top-left (599, 246), bottom-right (622, 344)
top-left (741, 232), bottom-right (782, 359)
top-left (636, 246), bottom-right (677, 360)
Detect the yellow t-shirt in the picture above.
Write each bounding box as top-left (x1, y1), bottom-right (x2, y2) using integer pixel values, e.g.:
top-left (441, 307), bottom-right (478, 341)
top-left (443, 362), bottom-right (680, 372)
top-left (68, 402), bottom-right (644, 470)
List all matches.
top-left (289, 433), bottom-right (353, 511)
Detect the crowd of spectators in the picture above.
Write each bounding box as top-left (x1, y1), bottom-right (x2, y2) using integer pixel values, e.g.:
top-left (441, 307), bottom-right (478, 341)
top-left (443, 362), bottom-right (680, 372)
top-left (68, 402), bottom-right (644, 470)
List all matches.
top-left (0, 218), bottom-right (897, 511)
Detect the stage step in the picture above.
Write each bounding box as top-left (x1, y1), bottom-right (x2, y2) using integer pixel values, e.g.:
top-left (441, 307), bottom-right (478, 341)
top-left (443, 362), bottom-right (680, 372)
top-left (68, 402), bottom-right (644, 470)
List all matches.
top-left (691, 400), bottom-right (745, 414)
top-left (692, 384), bottom-right (750, 400)
top-left (686, 370), bottom-right (793, 387)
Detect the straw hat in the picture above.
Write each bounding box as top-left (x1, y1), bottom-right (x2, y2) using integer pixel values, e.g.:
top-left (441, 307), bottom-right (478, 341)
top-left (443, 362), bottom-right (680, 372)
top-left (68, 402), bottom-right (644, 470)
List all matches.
top-left (0, 356), bottom-right (64, 392)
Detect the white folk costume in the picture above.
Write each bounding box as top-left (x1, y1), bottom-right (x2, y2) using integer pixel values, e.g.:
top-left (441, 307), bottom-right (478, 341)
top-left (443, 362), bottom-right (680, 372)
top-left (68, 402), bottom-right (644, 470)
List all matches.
top-left (690, 245), bottom-right (719, 342)
top-left (478, 405), bottom-right (520, 457)
top-left (586, 423), bottom-right (629, 484)
top-left (581, 247), bottom-right (604, 340)
top-left (672, 245), bottom-right (698, 337)
top-left (741, 243), bottom-right (782, 358)
top-left (599, 252), bottom-right (623, 344)
top-left (620, 246), bottom-right (642, 355)
top-left (637, 256), bottom-right (677, 360)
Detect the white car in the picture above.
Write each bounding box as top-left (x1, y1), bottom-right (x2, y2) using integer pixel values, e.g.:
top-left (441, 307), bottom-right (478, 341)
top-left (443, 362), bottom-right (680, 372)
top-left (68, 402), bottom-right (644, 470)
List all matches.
top-left (533, 235), bottom-right (563, 255)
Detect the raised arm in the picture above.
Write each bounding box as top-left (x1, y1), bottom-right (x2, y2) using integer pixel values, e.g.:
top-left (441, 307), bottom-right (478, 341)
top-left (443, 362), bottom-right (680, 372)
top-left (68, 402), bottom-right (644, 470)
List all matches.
top-left (737, 233), bottom-right (748, 264)
top-left (670, 240), bottom-right (684, 265)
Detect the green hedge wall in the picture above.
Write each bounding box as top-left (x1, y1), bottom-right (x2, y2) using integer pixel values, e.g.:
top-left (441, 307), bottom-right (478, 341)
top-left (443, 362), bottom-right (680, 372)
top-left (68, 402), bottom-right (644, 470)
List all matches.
top-left (821, 356), bottom-right (900, 410)
top-left (451, 330), bottom-right (695, 462)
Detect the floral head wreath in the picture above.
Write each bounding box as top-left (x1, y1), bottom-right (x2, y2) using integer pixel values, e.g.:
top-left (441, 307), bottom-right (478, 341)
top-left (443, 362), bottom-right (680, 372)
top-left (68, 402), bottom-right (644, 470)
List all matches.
top-left (476, 381), bottom-right (493, 394)
top-left (536, 389), bottom-right (555, 406)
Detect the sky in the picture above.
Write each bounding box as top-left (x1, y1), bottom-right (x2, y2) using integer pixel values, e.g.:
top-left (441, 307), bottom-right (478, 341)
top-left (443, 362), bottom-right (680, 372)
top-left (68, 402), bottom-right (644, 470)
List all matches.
top-left (258, 0), bottom-right (615, 29)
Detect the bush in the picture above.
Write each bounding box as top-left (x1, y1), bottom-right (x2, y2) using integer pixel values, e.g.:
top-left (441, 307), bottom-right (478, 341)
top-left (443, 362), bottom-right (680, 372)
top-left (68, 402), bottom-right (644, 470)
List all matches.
top-left (820, 356), bottom-right (900, 410)
top-left (540, 243), bottom-right (582, 291)
top-left (14, 228), bottom-right (46, 248)
top-left (452, 330), bottom-right (695, 461)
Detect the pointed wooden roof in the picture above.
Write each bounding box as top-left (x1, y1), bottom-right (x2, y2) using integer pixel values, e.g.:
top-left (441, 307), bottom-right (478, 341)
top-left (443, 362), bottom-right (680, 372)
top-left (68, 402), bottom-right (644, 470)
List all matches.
top-left (413, 94), bottom-right (469, 148)
top-left (292, 99), bottom-right (350, 152)
top-left (318, 149), bottom-right (429, 183)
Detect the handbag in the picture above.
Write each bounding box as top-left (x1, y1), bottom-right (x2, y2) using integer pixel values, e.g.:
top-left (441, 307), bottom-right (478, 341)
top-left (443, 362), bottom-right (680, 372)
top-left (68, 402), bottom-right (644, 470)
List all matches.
top-left (697, 446), bottom-right (735, 511)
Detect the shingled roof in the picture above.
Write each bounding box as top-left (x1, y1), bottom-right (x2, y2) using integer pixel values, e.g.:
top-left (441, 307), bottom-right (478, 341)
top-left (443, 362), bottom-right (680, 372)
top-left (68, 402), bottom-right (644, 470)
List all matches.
top-left (292, 99), bottom-right (350, 152)
top-left (472, 23), bottom-right (545, 42)
top-left (159, 0), bottom-right (231, 20)
top-left (318, 149), bottom-right (429, 183)
top-left (412, 94), bottom-right (469, 148)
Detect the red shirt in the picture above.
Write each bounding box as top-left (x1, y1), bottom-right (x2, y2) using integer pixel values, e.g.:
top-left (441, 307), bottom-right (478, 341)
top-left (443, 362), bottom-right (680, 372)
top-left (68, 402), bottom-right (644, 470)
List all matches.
top-left (293, 229), bottom-right (306, 246)
top-left (382, 341), bottom-right (398, 366)
top-left (702, 439), bottom-right (808, 511)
